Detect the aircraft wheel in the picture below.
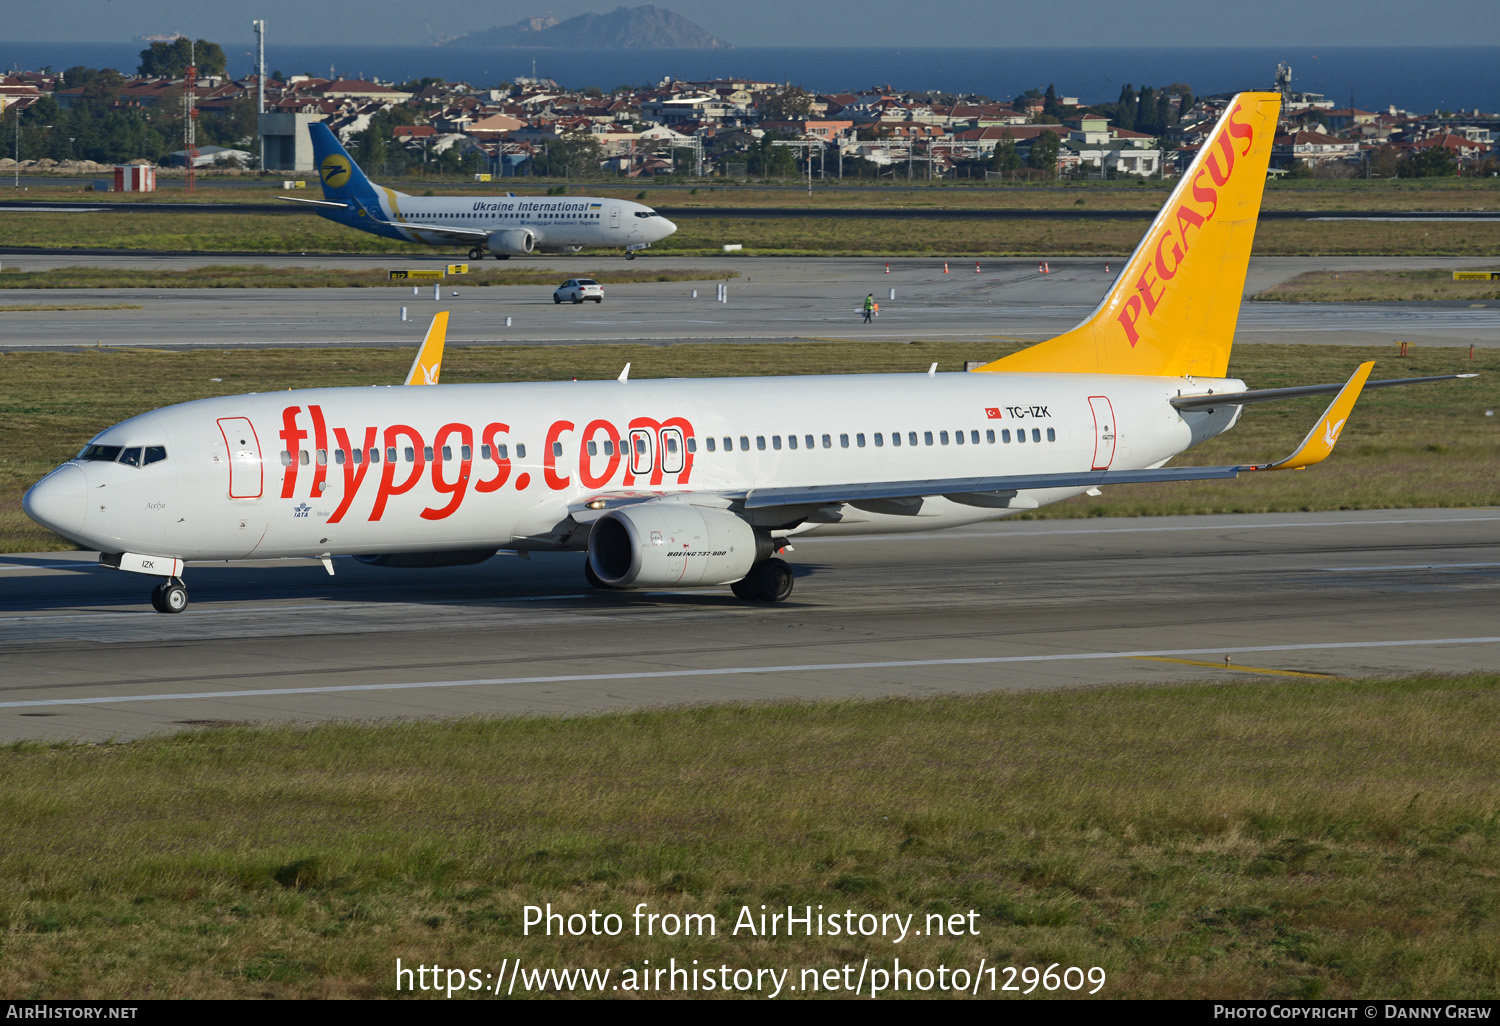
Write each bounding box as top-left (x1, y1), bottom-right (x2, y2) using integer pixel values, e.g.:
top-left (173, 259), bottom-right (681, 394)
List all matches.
top-left (735, 559), bottom-right (793, 602)
top-left (625, 252), bottom-right (636, 260)
top-left (152, 578), bottom-right (188, 614)
top-left (468, 247), bottom-right (483, 260)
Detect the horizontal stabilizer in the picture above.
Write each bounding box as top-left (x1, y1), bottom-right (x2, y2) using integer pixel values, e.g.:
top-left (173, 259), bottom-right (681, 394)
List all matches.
top-left (1172, 372), bottom-right (1475, 410)
top-left (275, 195), bottom-right (351, 210)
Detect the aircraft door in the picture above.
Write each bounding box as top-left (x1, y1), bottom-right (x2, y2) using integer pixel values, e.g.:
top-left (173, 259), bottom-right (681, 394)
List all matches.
top-left (609, 206), bottom-right (620, 231)
top-left (1088, 397), bottom-right (1116, 470)
top-left (217, 417), bottom-right (264, 498)
top-left (628, 429), bottom-right (655, 478)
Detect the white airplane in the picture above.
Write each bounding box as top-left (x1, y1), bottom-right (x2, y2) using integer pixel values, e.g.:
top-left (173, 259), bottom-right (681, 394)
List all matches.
top-left (24, 93), bottom-right (1471, 613)
top-left (278, 122), bottom-right (678, 260)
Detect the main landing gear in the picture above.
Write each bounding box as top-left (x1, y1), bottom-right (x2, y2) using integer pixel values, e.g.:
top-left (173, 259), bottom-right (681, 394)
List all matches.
top-left (731, 558), bottom-right (794, 602)
top-left (468, 247), bottom-right (484, 261)
top-left (150, 577), bottom-right (189, 614)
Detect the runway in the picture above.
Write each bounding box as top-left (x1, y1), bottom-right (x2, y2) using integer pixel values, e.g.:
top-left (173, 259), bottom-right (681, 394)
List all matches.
top-left (3, 508), bottom-right (1497, 742)
top-left (1, 255), bottom-right (1497, 350)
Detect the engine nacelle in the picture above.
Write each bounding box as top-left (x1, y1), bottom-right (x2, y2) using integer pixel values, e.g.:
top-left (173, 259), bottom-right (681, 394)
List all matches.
top-left (354, 549), bottom-right (496, 569)
top-left (588, 503), bottom-right (768, 589)
top-left (486, 228), bottom-right (536, 256)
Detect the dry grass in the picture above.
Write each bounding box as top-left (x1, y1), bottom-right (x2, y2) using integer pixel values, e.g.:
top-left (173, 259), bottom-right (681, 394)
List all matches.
top-left (1, 675), bottom-right (1497, 998)
top-left (1255, 268), bottom-right (1500, 303)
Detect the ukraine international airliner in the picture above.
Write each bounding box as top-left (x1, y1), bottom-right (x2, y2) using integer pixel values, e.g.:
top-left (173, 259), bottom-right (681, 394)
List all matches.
top-left (25, 93), bottom-right (1470, 612)
top-left (279, 123), bottom-right (678, 260)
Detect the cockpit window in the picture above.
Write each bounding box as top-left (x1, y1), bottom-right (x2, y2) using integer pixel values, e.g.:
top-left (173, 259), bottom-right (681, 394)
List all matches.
top-left (633, 210), bottom-right (659, 218)
top-left (119, 447), bottom-right (143, 468)
top-left (143, 446), bottom-right (168, 466)
top-left (78, 443), bottom-right (168, 467)
top-left (79, 444), bottom-right (123, 462)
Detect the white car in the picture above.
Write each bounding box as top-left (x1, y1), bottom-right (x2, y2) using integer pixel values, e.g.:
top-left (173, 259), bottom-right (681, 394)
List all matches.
top-left (553, 278), bottom-right (604, 304)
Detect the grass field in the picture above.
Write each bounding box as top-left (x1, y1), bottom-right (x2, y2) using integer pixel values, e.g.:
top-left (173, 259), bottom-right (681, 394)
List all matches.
top-left (2, 341), bottom-right (1494, 553)
top-left (2, 674), bottom-right (1497, 998)
top-left (0, 265), bottom-right (735, 290)
top-left (15, 176), bottom-right (1500, 212)
top-left (1255, 268), bottom-right (1500, 303)
top-left (3, 209), bottom-right (1500, 259)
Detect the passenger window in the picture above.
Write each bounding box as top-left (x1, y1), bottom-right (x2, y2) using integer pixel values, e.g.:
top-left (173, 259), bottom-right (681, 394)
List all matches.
top-left (462, 445), bottom-right (472, 461)
top-left (840, 434), bottom-right (849, 448)
top-left (516, 444), bottom-right (527, 459)
top-left (971, 430), bottom-right (981, 444)
top-left (772, 435), bottom-right (781, 450)
top-left (602, 439), bottom-right (613, 456)
top-left (1002, 429), bottom-right (1011, 443)
top-left (986, 429), bottom-right (995, 443)
top-left (144, 445), bottom-right (167, 465)
top-left (757, 436), bottom-right (766, 451)
top-left (940, 431), bottom-right (949, 445)
top-left (909, 432), bottom-right (919, 446)
top-left (1032, 428), bottom-right (1041, 442)
top-left (924, 431), bottom-right (933, 446)
top-left (954, 431), bottom-right (964, 445)
top-left (740, 436), bottom-right (750, 451)
top-left (552, 441), bottom-right (563, 457)
top-left (587, 440), bottom-right (598, 456)
top-left (856, 433), bottom-right (866, 448)
top-left (316, 449), bottom-right (328, 465)
top-left (822, 434), bottom-right (832, 449)
top-left (1047, 428), bottom-right (1056, 442)
top-left (423, 446), bottom-right (434, 462)
top-left (723, 436), bottom-right (733, 451)
top-left (280, 451), bottom-right (292, 467)
top-left (666, 436), bottom-right (679, 454)
top-left (333, 449), bottom-right (345, 465)
top-left (686, 438), bottom-right (697, 454)
top-left (891, 432), bottom-right (901, 447)
top-left (788, 435), bottom-right (798, 450)
top-left (369, 447), bottom-right (380, 464)
top-left (386, 446), bottom-right (397, 462)
top-left (300, 451), bottom-right (311, 465)
top-left (119, 447), bottom-right (143, 467)
top-left (874, 433), bottom-right (883, 447)
top-left (1017, 430), bottom-right (1026, 444)
top-left (706, 437), bottom-right (716, 452)
top-left (404, 446), bottom-right (416, 463)
top-left (479, 445), bottom-right (490, 460)
top-left (805, 434), bottom-right (815, 449)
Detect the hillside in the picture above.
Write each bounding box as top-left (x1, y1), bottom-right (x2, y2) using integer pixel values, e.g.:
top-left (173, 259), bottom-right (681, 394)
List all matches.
top-left (445, 5), bottom-right (731, 50)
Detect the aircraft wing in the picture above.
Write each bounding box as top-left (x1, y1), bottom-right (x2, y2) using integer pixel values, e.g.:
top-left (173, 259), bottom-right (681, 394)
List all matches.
top-left (365, 216), bottom-right (492, 242)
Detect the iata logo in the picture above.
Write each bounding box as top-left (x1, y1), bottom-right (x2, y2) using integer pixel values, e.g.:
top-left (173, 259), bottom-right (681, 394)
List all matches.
top-left (320, 154), bottom-right (352, 189)
top-left (293, 502), bottom-right (311, 518)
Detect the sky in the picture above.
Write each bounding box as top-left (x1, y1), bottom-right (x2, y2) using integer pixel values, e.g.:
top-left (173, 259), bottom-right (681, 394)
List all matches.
top-left (8, 0), bottom-right (1500, 48)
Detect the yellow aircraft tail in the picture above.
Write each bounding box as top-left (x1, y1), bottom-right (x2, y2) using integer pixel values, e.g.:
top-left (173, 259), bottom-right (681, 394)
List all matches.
top-left (974, 91), bottom-right (1281, 378)
top-left (404, 312), bottom-right (448, 386)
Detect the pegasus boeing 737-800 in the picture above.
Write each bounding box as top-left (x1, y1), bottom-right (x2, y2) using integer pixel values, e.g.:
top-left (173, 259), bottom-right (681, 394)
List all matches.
top-left (23, 93), bottom-right (1472, 612)
top-left (279, 123), bottom-right (678, 260)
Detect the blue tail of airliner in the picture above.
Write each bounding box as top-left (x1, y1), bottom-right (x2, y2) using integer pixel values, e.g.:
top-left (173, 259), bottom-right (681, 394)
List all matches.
top-left (309, 122), bottom-right (385, 208)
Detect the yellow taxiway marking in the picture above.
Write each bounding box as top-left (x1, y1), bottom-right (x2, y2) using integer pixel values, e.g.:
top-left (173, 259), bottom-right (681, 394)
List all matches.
top-left (1131, 656), bottom-right (1335, 679)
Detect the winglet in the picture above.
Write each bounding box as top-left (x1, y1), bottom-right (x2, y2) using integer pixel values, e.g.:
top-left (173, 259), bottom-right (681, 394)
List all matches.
top-left (1250, 361), bottom-right (1374, 471)
top-left (404, 312), bottom-right (448, 386)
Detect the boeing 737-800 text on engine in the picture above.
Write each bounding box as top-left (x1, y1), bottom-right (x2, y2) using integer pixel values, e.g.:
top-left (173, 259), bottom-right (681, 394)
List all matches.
top-left (279, 122), bottom-right (677, 260)
top-left (23, 94), bottom-right (1472, 612)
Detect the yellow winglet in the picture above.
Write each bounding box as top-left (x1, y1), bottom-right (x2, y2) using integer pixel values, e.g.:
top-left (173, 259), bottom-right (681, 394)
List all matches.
top-left (1251, 362), bottom-right (1374, 471)
top-left (404, 312), bottom-right (448, 386)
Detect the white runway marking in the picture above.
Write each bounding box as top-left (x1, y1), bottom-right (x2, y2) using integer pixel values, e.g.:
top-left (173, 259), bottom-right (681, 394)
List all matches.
top-left (1316, 562), bottom-right (1500, 572)
top-left (4, 636), bottom-right (1497, 710)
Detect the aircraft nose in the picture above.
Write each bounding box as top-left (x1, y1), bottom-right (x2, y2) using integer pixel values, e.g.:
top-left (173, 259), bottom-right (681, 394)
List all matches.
top-left (659, 217), bottom-right (678, 239)
top-left (23, 463), bottom-right (86, 537)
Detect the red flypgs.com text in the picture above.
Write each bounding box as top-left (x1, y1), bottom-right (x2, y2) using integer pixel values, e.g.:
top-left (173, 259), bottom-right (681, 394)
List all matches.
top-left (1116, 101), bottom-right (1255, 347)
top-left (276, 405), bottom-right (696, 522)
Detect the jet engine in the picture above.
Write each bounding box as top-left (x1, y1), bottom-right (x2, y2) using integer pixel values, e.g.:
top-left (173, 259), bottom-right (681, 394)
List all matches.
top-left (587, 503), bottom-right (770, 589)
top-left (354, 549), bottom-right (497, 568)
top-left (486, 228), bottom-right (536, 256)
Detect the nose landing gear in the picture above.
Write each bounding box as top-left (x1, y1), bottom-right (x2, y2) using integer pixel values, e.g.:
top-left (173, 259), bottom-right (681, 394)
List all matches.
top-left (150, 577), bottom-right (189, 614)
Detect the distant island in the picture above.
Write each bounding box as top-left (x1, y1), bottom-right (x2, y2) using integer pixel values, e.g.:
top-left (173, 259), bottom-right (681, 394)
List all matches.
top-left (443, 4), bottom-right (731, 50)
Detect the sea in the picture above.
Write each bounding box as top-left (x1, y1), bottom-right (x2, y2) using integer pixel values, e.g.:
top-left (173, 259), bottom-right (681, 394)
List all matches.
top-left (5, 42), bottom-right (1498, 115)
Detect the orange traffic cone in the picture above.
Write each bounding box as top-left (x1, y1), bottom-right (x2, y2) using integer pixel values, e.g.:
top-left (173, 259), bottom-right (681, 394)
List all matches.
top-left (974, 261), bottom-right (981, 273)
top-left (1104, 263), bottom-right (1110, 273)
top-left (1037, 261), bottom-right (1044, 273)
top-left (943, 262), bottom-right (949, 274)
top-left (884, 263), bottom-right (890, 274)
top-left (1044, 261), bottom-right (1050, 274)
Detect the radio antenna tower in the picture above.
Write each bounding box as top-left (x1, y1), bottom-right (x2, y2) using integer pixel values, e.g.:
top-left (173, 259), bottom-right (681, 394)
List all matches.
top-left (253, 19), bottom-right (266, 171)
top-left (184, 39), bottom-right (199, 192)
